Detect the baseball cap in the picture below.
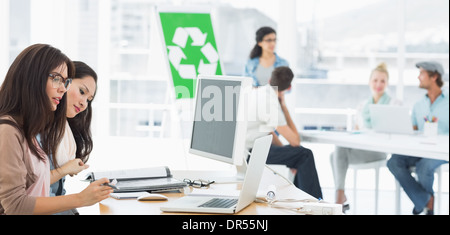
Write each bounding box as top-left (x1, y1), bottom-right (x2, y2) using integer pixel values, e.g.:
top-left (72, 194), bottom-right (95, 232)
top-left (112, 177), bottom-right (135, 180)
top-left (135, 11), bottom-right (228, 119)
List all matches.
top-left (415, 61), bottom-right (444, 76)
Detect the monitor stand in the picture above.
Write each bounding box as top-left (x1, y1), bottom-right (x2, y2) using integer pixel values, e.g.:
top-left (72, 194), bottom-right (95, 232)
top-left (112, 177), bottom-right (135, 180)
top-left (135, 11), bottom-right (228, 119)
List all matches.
top-left (235, 161), bottom-right (247, 181)
top-left (206, 159), bottom-right (247, 184)
top-left (209, 136), bottom-right (272, 184)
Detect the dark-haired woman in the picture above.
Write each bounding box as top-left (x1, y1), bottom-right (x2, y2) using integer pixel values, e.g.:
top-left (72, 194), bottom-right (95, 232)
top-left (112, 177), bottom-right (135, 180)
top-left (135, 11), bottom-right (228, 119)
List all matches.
top-left (48, 61), bottom-right (97, 215)
top-left (0, 44), bottom-right (111, 215)
top-left (244, 26), bottom-right (289, 87)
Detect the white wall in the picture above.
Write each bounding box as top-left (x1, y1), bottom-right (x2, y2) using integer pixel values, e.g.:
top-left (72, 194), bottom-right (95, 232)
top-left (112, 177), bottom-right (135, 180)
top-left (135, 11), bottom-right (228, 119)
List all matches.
top-left (0, 0), bottom-right (10, 83)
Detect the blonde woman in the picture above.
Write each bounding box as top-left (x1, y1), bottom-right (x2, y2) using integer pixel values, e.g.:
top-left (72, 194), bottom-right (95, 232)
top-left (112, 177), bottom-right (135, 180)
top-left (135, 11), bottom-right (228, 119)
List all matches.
top-left (330, 63), bottom-right (398, 208)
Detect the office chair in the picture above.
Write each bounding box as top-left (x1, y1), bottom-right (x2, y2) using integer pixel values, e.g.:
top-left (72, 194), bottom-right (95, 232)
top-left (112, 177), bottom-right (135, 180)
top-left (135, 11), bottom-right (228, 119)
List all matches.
top-left (349, 158), bottom-right (387, 215)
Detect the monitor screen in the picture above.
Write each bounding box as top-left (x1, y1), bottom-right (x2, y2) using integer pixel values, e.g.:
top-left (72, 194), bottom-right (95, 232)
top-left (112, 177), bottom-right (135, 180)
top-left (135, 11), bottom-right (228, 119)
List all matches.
top-left (189, 75), bottom-right (251, 166)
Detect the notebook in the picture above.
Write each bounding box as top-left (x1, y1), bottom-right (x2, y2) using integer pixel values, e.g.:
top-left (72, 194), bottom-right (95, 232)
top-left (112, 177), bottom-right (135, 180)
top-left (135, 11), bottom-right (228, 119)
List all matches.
top-left (160, 135), bottom-right (272, 214)
top-left (369, 105), bottom-right (414, 135)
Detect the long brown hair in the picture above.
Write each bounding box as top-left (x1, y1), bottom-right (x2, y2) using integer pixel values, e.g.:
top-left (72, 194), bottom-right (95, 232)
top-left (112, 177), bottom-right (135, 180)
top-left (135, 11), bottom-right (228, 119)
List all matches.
top-left (250, 26), bottom-right (276, 59)
top-left (68, 61), bottom-right (98, 163)
top-left (0, 44), bottom-right (74, 162)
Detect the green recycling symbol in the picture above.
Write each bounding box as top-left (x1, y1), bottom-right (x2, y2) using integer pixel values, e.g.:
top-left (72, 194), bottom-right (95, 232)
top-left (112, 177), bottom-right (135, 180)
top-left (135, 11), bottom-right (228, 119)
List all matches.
top-left (159, 12), bottom-right (222, 99)
top-left (167, 27), bottom-right (219, 79)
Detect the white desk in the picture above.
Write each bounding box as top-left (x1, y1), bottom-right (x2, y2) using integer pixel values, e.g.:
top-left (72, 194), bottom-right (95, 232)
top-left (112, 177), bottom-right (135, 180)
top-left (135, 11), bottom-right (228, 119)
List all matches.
top-left (300, 130), bottom-right (449, 161)
top-left (98, 167), bottom-right (317, 215)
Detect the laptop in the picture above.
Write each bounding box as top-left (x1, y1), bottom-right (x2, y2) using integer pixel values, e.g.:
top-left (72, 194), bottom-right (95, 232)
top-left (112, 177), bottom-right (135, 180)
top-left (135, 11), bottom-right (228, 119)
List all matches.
top-left (369, 105), bottom-right (414, 135)
top-left (160, 135), bottom-right (272, 214)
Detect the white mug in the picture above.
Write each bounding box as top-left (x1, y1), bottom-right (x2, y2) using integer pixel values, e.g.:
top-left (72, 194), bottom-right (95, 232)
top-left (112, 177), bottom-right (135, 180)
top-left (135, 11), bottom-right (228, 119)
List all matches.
top-left (423, 122), bottom-right (438, 137)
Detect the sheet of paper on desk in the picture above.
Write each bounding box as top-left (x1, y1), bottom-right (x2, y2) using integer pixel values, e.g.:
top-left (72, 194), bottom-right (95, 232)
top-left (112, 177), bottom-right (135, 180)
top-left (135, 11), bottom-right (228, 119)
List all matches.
top-left (110, 191), bottom-right (150, 199)
top-left (85, 166), bottom-right (170, 181)
top-left (420, 140), bottom-right (438, 145)
top-left (188, 188), bottom-right (240, 197)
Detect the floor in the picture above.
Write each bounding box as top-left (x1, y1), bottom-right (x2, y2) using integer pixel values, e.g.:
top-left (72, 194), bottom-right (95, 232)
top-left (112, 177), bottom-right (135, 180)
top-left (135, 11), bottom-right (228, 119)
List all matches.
top-left (321, 188), bottom-right (449, 215)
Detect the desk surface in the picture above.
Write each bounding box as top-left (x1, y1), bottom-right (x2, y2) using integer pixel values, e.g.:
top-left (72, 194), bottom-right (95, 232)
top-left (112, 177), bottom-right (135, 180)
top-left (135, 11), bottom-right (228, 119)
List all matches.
top-left (99, 168), bottom-right (316, 215)
top-left (300, 130), bottom-right (449, 161)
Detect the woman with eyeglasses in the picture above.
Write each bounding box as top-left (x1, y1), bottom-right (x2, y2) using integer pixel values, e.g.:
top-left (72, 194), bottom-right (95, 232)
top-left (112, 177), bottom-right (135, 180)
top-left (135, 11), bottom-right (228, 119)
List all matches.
top-left (48, 61), bottom-right (98, 215)
top-left (0, 44), bottom-right (111, 215)
top-left (244, 26), bottom-right (289, 87)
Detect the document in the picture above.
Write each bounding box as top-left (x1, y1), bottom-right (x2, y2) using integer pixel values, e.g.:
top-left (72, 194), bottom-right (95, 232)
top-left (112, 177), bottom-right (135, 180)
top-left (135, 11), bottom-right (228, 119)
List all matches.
top-left (85, 166), bottom-right (171, 181)
top-left (84, 166), bottom-right (187, 193)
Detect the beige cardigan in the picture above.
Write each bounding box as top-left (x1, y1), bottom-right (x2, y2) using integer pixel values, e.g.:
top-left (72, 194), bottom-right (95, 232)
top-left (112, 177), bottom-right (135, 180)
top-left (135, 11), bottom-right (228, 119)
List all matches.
top-left (0, 116), bottom-right (37, 215)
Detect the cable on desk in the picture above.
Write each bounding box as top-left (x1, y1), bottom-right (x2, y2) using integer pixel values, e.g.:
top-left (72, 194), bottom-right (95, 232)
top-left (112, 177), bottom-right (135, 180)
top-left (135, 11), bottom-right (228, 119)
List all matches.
top-left (254, 194), bottom-right (335, 214)
top-left (264, 164), bottom-right (295, 186)
top-left (254, 197), bottom-right (319, 214)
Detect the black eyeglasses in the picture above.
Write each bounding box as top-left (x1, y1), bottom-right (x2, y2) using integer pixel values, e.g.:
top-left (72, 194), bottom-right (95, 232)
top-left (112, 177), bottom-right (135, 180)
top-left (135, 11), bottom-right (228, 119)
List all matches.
top-left (183, 179), bottom-right (215, 188)
top-left (49, 73), bottom-right (72, 90)
top-left (262, 38), bottom-right (277, 43)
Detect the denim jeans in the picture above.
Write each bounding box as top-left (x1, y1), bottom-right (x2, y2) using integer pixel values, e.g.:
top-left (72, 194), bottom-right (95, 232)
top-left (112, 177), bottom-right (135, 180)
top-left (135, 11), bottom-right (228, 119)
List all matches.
top-left (266, 145), bottom-right (323, 199)
top-left (387, 154), bottom-right (447, 213)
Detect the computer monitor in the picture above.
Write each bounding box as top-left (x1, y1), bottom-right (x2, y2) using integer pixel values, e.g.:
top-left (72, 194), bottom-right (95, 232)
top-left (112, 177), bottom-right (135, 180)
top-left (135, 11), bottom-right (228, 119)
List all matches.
top-left (189, 75), bottom-right (252, 179)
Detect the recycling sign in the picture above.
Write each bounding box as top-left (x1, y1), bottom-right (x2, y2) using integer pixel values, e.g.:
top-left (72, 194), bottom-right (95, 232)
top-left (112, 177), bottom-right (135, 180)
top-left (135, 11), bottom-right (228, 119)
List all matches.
top-left (159, 12), bottom-right (223, 99)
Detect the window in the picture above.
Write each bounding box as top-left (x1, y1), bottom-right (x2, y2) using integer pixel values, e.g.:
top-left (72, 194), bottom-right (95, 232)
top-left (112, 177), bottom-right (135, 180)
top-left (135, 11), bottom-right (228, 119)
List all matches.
top-left (2, 0), bottom-right (448, 135)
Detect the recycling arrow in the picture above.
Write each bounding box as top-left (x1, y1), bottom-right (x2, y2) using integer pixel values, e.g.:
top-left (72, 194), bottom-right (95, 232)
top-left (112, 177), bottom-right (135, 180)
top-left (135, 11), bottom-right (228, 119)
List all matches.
top-left (167, 46), bottom-right (186, 70)
top-left (201, 42), bottom-right (219, 64)
top-left (198, 59), bottom-right (217, 75)
top-left (168, 27), bottom-right (219, 78)
top-left (185, 27), bottom-right (207, 46)
top-left (178, 64), bottom-right (196, 79)
top-left (172, 27), bottom-right (207, 48)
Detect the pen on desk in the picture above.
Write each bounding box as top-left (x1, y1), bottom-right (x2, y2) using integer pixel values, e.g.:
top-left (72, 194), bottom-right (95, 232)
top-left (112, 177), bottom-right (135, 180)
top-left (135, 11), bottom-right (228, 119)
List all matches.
top-left (102, 179), bottom-right (119, 190)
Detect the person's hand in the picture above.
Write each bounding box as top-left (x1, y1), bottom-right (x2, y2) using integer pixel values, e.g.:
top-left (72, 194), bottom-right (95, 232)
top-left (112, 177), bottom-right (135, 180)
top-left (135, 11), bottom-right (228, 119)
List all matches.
top-left (61, 158), bottom-right (89, 177)
top-left (77, 178), bottom-right (113, 207)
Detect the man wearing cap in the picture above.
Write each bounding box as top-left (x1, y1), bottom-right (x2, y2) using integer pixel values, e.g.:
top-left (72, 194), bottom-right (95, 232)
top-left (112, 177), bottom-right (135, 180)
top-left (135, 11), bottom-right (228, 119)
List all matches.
top-left (387, 61), bottom-right (449, 215)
